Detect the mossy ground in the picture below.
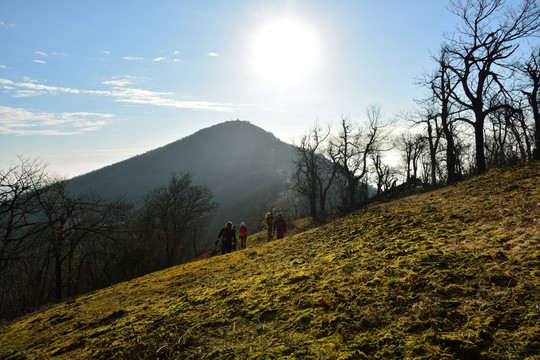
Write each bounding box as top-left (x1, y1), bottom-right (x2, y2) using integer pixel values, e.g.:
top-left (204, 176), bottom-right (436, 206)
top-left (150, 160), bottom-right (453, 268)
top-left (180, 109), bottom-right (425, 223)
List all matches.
top-left (1, 163), bottom-right (539, 359)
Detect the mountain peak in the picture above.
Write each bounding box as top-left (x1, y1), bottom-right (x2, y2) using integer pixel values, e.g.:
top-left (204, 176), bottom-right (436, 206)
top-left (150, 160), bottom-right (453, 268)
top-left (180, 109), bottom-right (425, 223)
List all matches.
top-left (68, 120), bottom-right (297, 251)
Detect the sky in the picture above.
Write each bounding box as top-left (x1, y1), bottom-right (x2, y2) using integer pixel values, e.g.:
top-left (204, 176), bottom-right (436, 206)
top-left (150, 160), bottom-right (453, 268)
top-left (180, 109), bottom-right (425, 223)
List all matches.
top-left (1, 0), bottom-right (462, 178)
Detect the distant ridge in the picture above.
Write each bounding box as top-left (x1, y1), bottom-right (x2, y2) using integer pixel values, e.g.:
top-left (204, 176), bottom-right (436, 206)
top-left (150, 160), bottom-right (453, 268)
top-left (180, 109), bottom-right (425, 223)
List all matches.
top-left (68, 120), bottom-right (297, 248)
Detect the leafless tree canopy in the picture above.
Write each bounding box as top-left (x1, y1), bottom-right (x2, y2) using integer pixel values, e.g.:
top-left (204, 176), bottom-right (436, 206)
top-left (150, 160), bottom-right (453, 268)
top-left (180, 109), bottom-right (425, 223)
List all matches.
top-left (442, 0), bottom-right (540, 173)
top-left (0, 160), bottom-right (216, 319)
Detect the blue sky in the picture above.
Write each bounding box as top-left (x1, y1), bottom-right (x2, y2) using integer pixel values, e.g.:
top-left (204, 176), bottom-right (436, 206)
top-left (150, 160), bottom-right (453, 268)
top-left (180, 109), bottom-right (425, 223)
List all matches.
top-left (1, 0), bottom-right (459, 177)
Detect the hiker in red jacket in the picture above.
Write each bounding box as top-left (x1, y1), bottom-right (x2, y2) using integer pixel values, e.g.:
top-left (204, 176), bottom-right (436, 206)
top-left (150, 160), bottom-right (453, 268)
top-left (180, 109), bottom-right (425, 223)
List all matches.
top-left (238, 222), bottom-right (248, 250)
top-left (274, 213), bottom-right (287, 239)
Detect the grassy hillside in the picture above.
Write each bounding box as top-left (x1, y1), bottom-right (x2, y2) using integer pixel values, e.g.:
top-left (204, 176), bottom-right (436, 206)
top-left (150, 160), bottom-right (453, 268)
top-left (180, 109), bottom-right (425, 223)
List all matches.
top-left (1, 163), bottom-right (539, 359)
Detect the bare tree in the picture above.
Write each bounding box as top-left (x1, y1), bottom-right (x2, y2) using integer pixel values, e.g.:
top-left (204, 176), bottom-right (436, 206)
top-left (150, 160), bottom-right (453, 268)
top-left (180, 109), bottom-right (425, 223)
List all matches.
top-left (427, 49), bottom-right (463, 183)
top-left (443, 0), bottom-right (540, 173)
top-left (141, 172), bottom-right (217, 267)
top-left (0, 159), bottom-right (135, 315)
top-left (0, 158), bottom-right (51, 275)
top-left (370, 153), bottom-right (398, 194)
top-left (35, 180), bottom-right (131, 300)
top-left (293, 122), bottom-right (336, 220)
top-left (397, 132), bottom-right (426, 182)
top-left (407, 105), bottom-right (445, 186)
top-left (520, 47), bottom-right (540, 160)
top-left (329, 106), bottom-right (384, 208)
top-left (484, 102), bottom-right (534, 166)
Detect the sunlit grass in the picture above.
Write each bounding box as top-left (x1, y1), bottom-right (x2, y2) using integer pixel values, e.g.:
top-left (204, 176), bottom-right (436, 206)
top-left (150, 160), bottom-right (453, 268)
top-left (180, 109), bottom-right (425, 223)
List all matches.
top-left (1, 163), bottom-right (539, 359)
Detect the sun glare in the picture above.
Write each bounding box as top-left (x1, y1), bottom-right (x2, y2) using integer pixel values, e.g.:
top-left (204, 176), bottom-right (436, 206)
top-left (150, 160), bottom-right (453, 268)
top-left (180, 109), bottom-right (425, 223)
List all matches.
top-left (251, 19), bottom-right (319, 89)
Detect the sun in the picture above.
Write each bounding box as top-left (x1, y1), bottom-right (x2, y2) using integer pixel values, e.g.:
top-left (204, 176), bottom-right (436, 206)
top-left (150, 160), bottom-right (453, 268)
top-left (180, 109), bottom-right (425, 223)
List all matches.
top-left (251, 18), bottom-right (319, 89)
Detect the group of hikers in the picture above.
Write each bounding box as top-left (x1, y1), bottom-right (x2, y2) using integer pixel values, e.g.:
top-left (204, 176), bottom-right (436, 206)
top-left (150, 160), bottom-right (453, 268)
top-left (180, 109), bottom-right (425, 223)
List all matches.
top-left (264, 211), bottom-right (287, 241)
top-left (216, 221), bottom-right (249, 255)
top-left (215, 211), bottom-right (287, 255)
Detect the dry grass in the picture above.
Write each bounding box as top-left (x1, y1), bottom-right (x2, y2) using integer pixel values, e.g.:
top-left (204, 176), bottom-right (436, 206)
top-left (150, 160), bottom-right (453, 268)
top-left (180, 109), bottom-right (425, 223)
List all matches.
top-left (1, 163), bottom-right (539, 359)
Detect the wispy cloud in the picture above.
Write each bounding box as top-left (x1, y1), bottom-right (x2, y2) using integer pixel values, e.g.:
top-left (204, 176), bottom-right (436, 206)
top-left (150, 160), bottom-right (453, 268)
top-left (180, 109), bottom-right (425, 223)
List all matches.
top-left (101, 77), bottom-right (232, 111)
top-left (173, 59), bottom-right (182, 63)
top-left (111, 87), bottom-right (232, 111)
top-left (1, 76), bottom-right (233, 112)
top-left (207, 52), bottom-right (219, 57)
top-left (23, 76), bottom-right (38, 83)
top-left (102, 79), bottom-right (132, 87)
top-left (0, 106), bottom-right (113, 136)
top-left (103, 50), bottom-right (111, 54)
top-left (122, 56), bottom-right (144, 61)
top-left (35, 51), bottom-right (48, 56)
top-left (33, 60), bottom-right (47, 64)
top-left (153, 57), bottom-right (167, 62)
top-left (0, 65), bottom-right (6, 69)
top-left (1, 79), bottom-right (109, 97)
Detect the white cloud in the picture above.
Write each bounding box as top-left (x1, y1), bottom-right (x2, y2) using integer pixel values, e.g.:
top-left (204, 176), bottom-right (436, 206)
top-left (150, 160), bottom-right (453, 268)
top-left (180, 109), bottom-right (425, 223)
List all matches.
top-left (207, 52), bottom-right (219, 57)
top-left (22, 76), bottom-right (38, 83)
top-left (0, 106), bottom-right (113, 136)
top-left (173, 59), bottom-right (182, 63)
top-left (122, 56), bottom-right (144, 61)
top-left (33, 60), bottom-right (47, 64)
top-left (13, 90), bottom-right (44, 98)
top-left (0, 65), bottom-right (7, 69)
top-left (173, 50), bottom-right (180, 55)
top-left (0, 78), bottom-right (110, 97)
top-left (103, 50), bottom-right (111, 54)
top-left (102, 79), bottom-right (132, 87)
top-left (112, 88), bottom-right (232, 111)
top-left (35, 51), bottom-right (48, 56)
top-left (17, 82), bottom-right (80, 94)
top-left (1, 77), bottom-right (233, 113)
top-left (153, 57), bottom-right (167, 62)
top-left (101, 75), bottom-right (141, 87)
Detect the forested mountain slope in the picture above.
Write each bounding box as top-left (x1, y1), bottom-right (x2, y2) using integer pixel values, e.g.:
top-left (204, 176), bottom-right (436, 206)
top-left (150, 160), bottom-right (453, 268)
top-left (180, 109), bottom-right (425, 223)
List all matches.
top-left (2, 163), bottom-right (538, 359)
top-left (68, 120), bottom-right (297, 240)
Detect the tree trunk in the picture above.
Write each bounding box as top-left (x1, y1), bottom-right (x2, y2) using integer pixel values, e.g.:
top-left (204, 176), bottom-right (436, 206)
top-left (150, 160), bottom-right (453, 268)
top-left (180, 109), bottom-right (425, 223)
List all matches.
top-left (309, 178), bottom-right (317, 218)
top-left (427, 121), bottom-right (438, 185)
top-left (54, 253), bottom-right (62, 301)
top-left (533, 96), bottom-right (540, 160)
top-left (441, 105), bottom-right (459, 184)
top-left (474, 116), bottom-right (487, 174)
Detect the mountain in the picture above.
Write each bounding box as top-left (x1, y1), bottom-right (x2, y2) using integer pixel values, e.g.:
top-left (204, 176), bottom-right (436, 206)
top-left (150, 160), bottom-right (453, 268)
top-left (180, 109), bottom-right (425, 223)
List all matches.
top-left (68, 120), bottom-right (298, 238)
top-left (2, 163), bottom-right (538, 359)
